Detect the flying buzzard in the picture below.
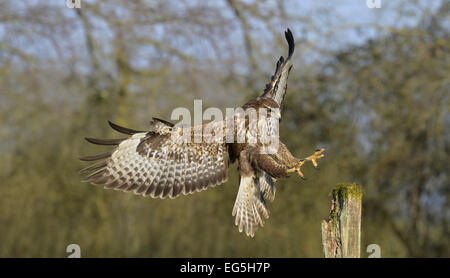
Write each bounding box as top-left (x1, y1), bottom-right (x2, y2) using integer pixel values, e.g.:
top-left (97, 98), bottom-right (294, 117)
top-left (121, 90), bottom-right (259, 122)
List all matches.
top-left (80, 29), bottom-right (325, 237)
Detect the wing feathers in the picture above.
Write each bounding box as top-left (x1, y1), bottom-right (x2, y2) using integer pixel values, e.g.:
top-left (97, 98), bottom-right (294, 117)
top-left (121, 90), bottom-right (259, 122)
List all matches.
top-left (152, 117), bottom-right (174, 127)
top-left (79, 151), bottom-right (113, 161)
top-left (85, 137), bottom-right (126, 146)
top-left (232, 175), bottom-right (270, 237)
top-left (81, 168), bottom-right (107, 182)
top-left (258, 173), bottom-right (276, 202)
top-left (285, 28), bottom-right (294, 59)
top-left (260, 28), bottom-right (295, 107)
top-left (108, 121), bottom-right (143, 135)
top-left (79, 160), bottom-right (107, 174)
top-left (80, 121), bottom-right (230, 200)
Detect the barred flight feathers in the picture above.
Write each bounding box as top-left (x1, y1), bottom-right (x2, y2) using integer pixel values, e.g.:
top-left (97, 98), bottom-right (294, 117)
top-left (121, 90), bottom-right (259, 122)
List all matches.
top-left (232, 175), bottom-right (270, 238)
top-left (258, 173), bottom-right (276, 203)
top-left (261, 28), bottom-right (295, 108)
top-left (80, 121), bottom-right (230, 199)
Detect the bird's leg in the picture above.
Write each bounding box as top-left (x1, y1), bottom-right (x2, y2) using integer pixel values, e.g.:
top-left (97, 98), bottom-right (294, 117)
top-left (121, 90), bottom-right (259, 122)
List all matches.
top-left (287, 148), bottom-right (325, 180)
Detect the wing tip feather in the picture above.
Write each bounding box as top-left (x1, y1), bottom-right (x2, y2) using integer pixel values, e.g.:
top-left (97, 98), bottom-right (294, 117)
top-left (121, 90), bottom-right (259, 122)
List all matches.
top-left (284, 28), bottom-right (295, 58)
top-left (108, 120), bottom-right (143, 135)
top-left (84, 137), bottom-right (125, 146)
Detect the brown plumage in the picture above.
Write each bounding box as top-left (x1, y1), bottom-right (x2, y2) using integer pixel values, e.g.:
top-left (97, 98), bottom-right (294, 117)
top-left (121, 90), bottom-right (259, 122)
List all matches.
top-left (80, 29), bottom-right (325, 237)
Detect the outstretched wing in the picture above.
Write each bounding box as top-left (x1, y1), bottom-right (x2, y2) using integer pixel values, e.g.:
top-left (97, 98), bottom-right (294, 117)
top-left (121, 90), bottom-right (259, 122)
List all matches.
top-left (232, 172), bottom-right (275, 238)
top-left (80, 119), bottom-right (230, 199)
top-left (260, 28), bottom-right (295, 109)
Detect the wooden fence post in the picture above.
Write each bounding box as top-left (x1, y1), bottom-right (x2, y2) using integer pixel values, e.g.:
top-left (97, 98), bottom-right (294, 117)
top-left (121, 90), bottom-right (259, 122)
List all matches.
top-left (321, 183), bottom-right (363, 258)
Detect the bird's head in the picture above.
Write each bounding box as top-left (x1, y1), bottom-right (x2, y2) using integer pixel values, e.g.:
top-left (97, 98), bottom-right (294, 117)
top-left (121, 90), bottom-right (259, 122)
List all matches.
top-left (242, 97), bottom-right (281, 121)
top-left (259, 97), bottom-right (281, 121)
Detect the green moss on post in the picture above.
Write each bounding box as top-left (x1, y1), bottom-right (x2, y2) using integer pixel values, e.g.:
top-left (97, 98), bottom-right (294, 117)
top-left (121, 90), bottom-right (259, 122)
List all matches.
top-left (321, 183), bottom-right (363, 258)
top-left (333, 183), bottom-right (363, 201)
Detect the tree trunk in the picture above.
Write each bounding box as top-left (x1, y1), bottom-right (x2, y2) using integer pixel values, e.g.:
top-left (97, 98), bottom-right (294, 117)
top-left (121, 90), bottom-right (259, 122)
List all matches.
top-left (321, 183), bottom-right (362, 258)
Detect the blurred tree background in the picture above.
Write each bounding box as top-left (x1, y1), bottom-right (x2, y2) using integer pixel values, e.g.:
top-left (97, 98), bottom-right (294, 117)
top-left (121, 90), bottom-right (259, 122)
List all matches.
top-left (0, 0), bottom-right (448, 257)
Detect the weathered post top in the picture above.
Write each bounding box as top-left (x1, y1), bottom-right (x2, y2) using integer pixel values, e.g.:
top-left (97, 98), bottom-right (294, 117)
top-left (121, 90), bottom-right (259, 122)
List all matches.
top-left (321, 183), bottom-right (363, 258)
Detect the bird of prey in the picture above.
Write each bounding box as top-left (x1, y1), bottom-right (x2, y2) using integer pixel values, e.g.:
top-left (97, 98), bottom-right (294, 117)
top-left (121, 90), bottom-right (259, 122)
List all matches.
top-left (80, 29), bottom-right (325, 237)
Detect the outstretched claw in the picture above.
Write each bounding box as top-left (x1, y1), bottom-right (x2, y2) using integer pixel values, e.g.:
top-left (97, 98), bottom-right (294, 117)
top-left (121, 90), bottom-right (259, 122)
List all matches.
top-left (307, 148), bottom-right (325, 169)
top-left (287, 159), bottom-right (306, 179)
top-left (287, 148), bottom-right (325, 180)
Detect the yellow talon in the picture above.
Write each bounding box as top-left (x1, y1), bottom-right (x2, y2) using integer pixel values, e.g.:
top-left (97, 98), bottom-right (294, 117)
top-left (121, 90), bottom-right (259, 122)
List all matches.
top-left (287, 148), bottom-right (325, 180)
top-left (307, 148), bottom-right (325, 169)
top-left (296, 163), bottom-right (306, 180)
